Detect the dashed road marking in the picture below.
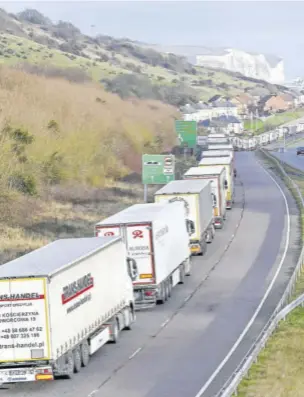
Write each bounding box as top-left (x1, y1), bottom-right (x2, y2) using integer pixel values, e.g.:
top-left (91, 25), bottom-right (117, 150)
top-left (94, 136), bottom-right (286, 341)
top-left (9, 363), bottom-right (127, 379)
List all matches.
top-left (87, 177), bottom-right (246, 395)
top-left (88, 390), bottom-right (98, 397)
top-left (129, 347), bottom-right (142, 360)
top-left (161, 318), bottom-right (170, 328)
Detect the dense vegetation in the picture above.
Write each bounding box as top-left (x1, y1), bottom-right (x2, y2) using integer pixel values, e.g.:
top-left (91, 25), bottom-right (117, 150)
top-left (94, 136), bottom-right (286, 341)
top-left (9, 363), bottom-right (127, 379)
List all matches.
top-left (0, 7), bottom-right (287, 106)
top-left (0, 65), bottom-right (179, 261)
top-left (0, 66), bottom-right (178, 194)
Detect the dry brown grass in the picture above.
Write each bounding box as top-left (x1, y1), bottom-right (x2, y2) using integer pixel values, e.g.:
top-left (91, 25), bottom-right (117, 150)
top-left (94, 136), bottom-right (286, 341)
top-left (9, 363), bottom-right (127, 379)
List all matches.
top-left (0, 65), bottom-right (179, 185)
top-left (0, 65), bottom-right (178, 263)
top-left (0, 180), bottom-right (157, 264)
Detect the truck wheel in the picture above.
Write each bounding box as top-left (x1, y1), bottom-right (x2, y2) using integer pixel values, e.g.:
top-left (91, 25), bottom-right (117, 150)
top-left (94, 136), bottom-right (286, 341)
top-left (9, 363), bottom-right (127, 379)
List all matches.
top-left (124, 307), bottom-right (133, 330)
top-left (111, 319), bottom-right (119, 343)
top-left (164, 281), bottom-right (170, 301)
top-left (81, 340), bottom-right (90, 367)
top-left (185, 258), bottom-right (191, 276)
top-left (179, 264), bottom-right (185, 284)
top-left (73, 347), bottom-right (82, 373)
top-left (157, 284), bottom-right (166, 304)
top-left (211, 225), bottom-right (215, 239)
top-left (206, 229), bottom-right (212, 243)
top-left (167, 279), bottom-right (172, 297)
top-left (65, 352), bottom-right (74, 379)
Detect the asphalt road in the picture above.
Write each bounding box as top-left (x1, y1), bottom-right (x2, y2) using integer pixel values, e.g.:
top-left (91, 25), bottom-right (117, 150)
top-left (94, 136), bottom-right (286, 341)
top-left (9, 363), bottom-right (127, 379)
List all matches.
top-left (3, 152), bottom-right (298, 397)
top-left (271, 144), bottom-right (304, 171)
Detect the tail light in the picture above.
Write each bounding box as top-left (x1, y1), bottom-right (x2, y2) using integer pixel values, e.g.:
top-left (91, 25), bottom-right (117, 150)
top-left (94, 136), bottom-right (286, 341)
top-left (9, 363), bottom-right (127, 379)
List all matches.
top-left (144, 290), bottom-right (155, 297)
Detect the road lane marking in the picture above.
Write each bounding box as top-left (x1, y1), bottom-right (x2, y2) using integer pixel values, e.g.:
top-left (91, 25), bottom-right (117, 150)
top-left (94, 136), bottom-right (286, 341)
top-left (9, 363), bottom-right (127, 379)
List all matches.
top-left (87, 390), bottom-right (98, 397)
top-left (87, 179), bottom-right (247, 394)
top-left (129, 347), bottom-right (142, 360)
top-left (161, 318), bottom-right (170, 328)
top-left (193, 158), bottom-right (291, 397)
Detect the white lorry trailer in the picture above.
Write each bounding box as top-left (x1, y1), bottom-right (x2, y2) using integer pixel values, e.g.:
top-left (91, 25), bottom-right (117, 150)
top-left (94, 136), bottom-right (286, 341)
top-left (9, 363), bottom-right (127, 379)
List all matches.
top-left (207, 137), bottom-right (230, 145)
top-left (199, 157), bottom-right (234, 209)
top-left (201, 150), bottom-right (232, 160)
top-left (154, 180), bottom-right (215, 256)
top-left (95, 202), bottom-right (191, 309)
top-left (0, 237), bottom-right (135, 383)
top-left (207, 134), bottom-right (228, 138)
top-left (208, 144), bottom-right (234, 151)
top-left (201, 149), bottom-right (237, 177)
top-left (184, 166), bottom-right (227, 228)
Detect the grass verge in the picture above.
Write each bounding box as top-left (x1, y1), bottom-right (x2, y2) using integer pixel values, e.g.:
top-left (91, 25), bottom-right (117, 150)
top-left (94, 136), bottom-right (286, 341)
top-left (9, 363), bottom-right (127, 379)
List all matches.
top-left (243, 110), bottom-right (304, 135)
top-left (0, 181), bottom-right (146, 265)
top-left (234, 150), bottom-right (304, 397)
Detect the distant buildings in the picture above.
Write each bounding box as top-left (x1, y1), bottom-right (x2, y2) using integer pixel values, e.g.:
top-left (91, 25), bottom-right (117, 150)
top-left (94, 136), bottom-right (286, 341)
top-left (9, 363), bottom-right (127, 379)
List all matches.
top-left (181, 99), bottom-right (238, 122)
top-left (180, 90), bottom-right (302, 135)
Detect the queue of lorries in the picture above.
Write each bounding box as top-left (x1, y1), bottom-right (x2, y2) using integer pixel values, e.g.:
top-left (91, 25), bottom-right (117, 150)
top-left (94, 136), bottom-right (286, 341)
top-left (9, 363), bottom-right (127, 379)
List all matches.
top-left (0, 133), bottom-right (235, 384)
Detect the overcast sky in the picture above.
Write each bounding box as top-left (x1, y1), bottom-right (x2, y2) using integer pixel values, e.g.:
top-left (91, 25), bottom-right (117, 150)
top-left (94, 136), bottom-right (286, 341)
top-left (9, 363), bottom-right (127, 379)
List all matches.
top-left (1, 1), bottom-right (303, 79)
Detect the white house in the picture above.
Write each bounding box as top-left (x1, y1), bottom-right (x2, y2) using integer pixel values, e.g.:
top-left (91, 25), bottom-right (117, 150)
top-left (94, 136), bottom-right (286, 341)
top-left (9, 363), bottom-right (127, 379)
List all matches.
top-left (181, 101), bottom-right (238, 122)
top-left (198, 115), bottom-right (243, 135)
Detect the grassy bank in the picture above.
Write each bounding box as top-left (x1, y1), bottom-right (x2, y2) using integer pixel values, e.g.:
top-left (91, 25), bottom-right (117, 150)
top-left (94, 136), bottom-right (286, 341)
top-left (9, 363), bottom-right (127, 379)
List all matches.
top-left (0, 153), bottom-right (196, 265)
top-left (244, 110), bottom-right (304, 134)
top-left (0, 65), bottom-right (180, 263)
top-left (0, 65), bottom-right (178, 188)
top-left (236, 305), bottom-right (304, 397)
top-left (235, 152), bottom-right (304, 397)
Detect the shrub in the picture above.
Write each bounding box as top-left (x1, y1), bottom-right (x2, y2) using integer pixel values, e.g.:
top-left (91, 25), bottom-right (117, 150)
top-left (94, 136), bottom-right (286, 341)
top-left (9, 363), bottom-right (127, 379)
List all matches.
top-left (17, 9), bottom-right (51, 25)
top-left (9, 173), bottom-right (37, 196)
top-left (102, 73), bottom-right (199, 106)
top-left (13, 63), bottom-right (90, 83)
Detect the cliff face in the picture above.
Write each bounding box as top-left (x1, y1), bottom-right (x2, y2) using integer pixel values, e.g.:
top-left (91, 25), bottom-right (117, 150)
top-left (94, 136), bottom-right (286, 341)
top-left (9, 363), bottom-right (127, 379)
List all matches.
top-left (196, 48), bottom-right (285, 84)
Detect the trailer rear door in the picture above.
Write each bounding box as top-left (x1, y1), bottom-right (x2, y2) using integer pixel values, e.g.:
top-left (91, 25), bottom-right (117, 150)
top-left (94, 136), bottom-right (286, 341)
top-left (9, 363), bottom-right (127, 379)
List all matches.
top-left (0, 278), bottom-right (50, 363)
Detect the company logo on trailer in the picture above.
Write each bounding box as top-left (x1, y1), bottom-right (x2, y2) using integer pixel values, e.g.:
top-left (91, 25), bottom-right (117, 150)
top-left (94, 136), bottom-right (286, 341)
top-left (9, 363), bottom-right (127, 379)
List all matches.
top-left (132, 230), bottom-right (143, 239)
top-left (62, 273), bottom-right (94, 305)
top-left (155, 225), bottom-right (169, 240)
top-left (104, 231), bottom-right (114, 236)
top-left (0, 292), bottom-right (44, 301)
top-left (168, 196), bottom-right (190, 216)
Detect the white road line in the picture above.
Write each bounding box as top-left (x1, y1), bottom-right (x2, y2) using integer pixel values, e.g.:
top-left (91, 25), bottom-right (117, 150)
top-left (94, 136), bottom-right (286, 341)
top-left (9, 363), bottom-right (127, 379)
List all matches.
top-left (193, 160), bottom-right (291, 397)
top-left (128, 347), bottom-right (142, 360)
top-left (161, 318), bottom-right (170, 328)
top-left (87, 390), bottom-right (98, 397)
top-left (184, 294), bottom-right (191, 303)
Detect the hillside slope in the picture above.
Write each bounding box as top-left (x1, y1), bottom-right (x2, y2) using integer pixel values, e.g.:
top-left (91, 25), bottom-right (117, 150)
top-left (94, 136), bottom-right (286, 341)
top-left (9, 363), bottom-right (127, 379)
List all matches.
top-left (0, 8), bottom-right (289, 104)
top-left (0, 65), bottom-right (179, 262)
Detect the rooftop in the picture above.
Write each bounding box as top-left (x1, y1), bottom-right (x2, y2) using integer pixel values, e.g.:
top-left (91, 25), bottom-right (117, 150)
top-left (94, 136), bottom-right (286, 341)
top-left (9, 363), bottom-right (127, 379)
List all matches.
top-left (0, 237), bottom-right (119, 278)
top-left (212, 101), bottom-right (236, 108)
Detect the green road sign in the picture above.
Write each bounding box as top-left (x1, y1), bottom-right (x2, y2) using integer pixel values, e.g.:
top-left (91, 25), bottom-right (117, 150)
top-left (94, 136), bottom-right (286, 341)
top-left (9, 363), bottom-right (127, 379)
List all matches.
top-left (175, 120), bottom-right (197, 148)
top-left (142, 154), bottom-right (175, 184)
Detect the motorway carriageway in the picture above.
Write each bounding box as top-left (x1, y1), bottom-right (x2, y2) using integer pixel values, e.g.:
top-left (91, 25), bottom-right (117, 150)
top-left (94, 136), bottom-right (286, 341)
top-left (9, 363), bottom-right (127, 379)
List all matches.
top-left (272, 143), bottom-right (304, 171)
top-left (4, 152), bottom-right (300, 397)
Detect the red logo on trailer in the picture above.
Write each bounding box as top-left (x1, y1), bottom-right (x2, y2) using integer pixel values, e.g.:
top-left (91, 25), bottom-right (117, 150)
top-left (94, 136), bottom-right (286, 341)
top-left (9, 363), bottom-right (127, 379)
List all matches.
top-left (104, 231), bottom-right (114, 236)
top-left (132, 230), bottom-right (143, 239)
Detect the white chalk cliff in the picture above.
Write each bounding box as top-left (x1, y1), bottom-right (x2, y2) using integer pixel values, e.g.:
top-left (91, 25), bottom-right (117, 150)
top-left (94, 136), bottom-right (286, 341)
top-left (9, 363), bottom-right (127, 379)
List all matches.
top-left (196, 48), bottom-right (284, 84)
